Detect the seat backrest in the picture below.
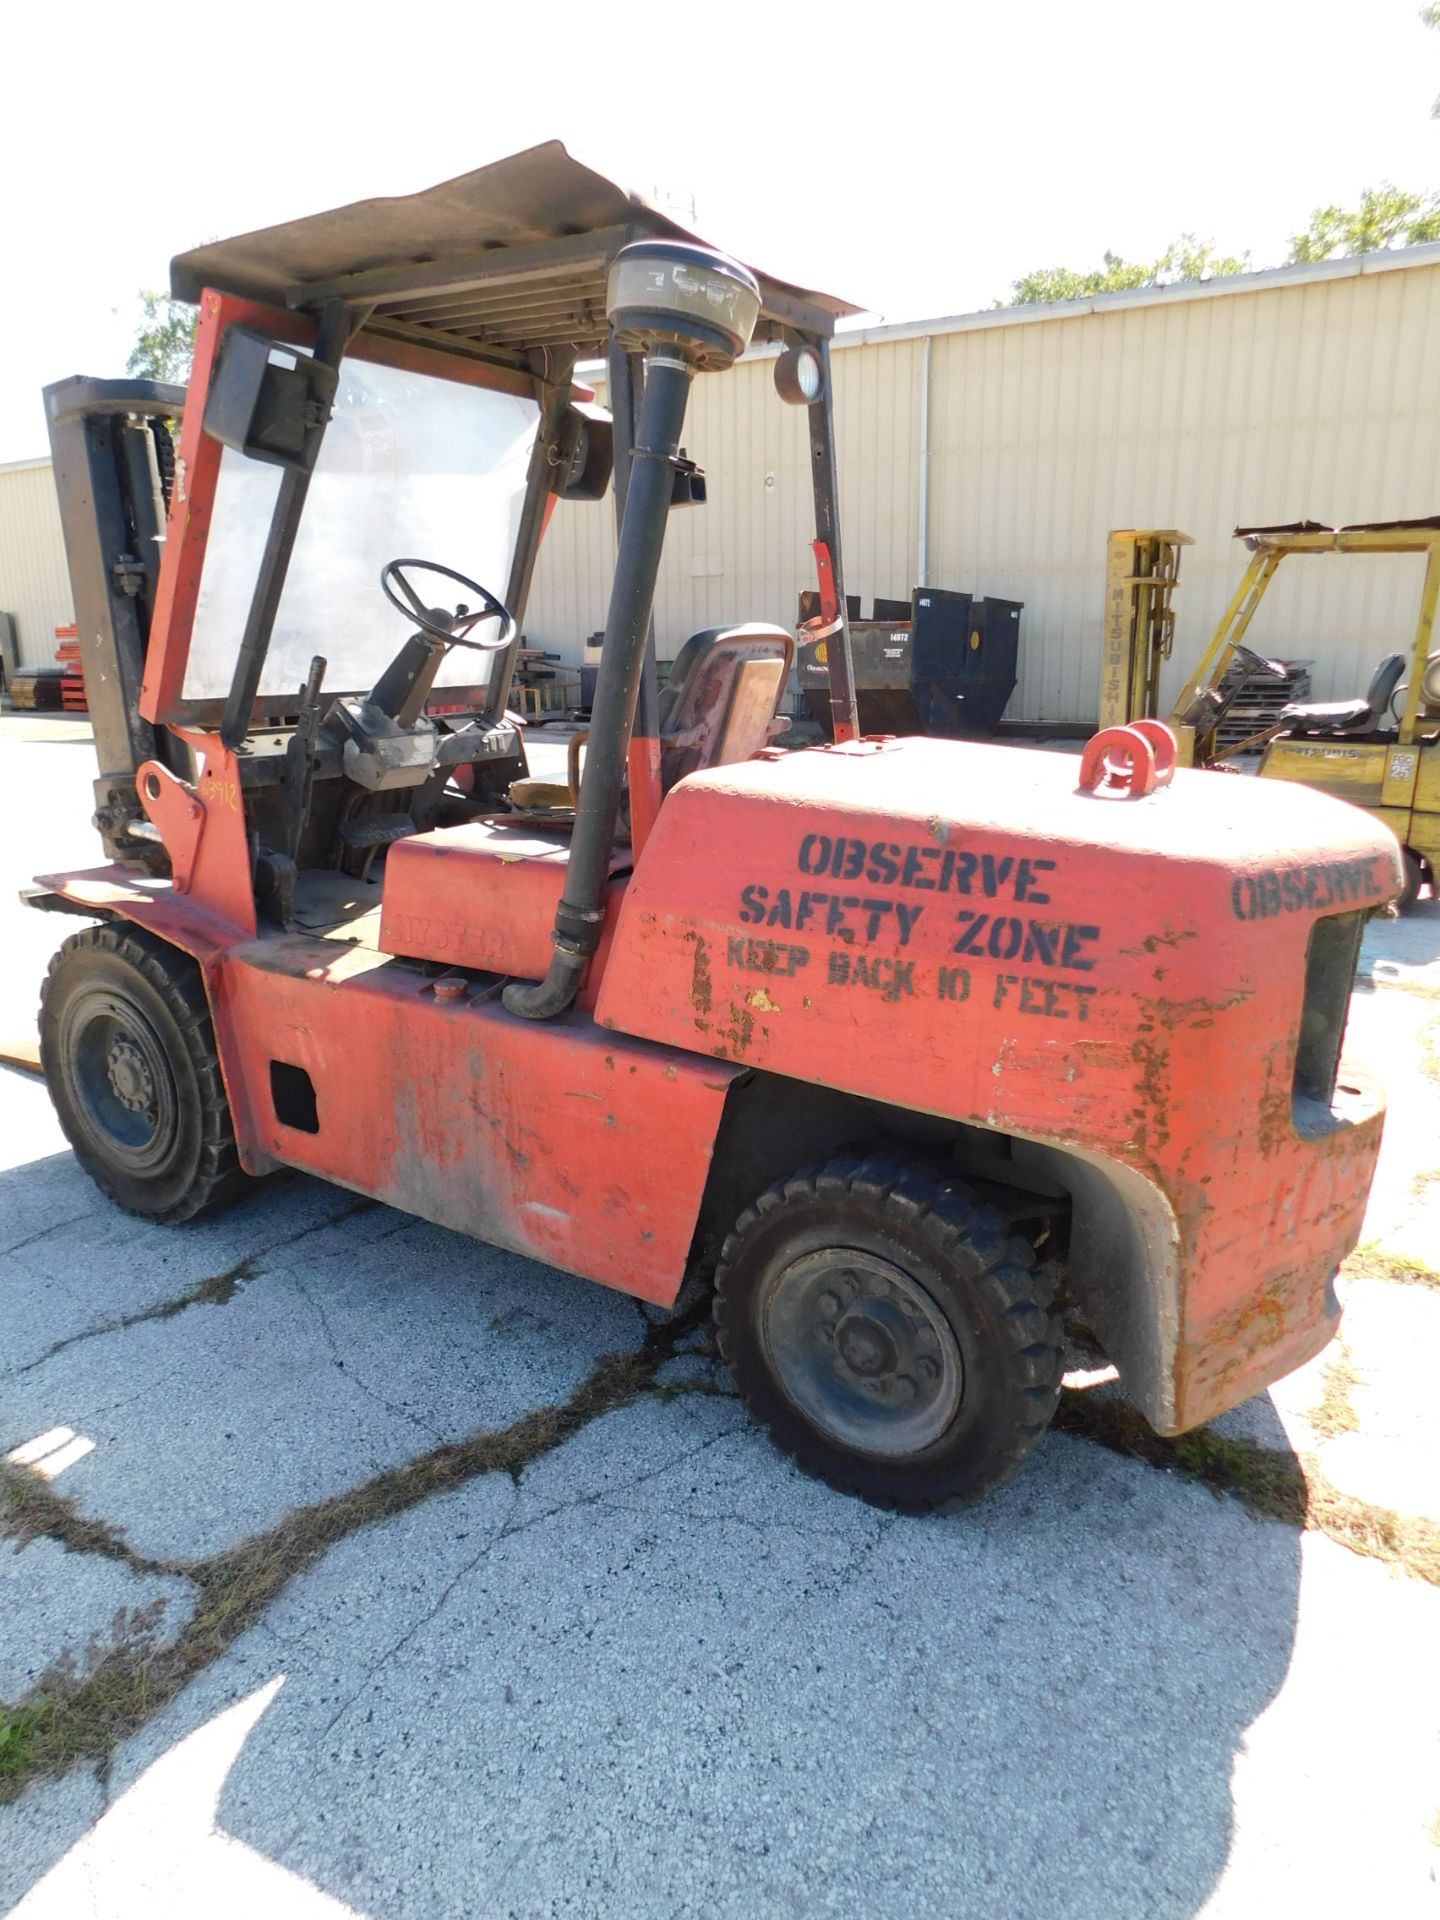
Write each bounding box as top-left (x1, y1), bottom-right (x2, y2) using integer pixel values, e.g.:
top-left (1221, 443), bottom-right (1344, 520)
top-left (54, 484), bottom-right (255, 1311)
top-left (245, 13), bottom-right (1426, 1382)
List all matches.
top-left (1365, 653), bottom-right (1407, 725)
top-left (658, 624), bottom-right (794, 791)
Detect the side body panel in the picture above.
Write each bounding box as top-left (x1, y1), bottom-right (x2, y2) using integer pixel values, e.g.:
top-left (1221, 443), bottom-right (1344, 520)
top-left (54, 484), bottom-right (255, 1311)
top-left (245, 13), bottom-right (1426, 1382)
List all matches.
top-left (34, 867), bottom-right (737, 1306)
top-left (1261, 733), bottom-right (1440, 864)
top-left (377, 822), bottom-right (627, 985)
top-left (1258, 736), bottom-right (1391, 812)
top-left (1413, 741), bottom-right (1440, 865)
top-left (213, 939), bottom-right (737, 1303)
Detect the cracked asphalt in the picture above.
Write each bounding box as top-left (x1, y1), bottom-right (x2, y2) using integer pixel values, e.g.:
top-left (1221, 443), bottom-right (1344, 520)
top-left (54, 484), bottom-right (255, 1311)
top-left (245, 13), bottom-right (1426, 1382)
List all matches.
top-left (2, 715), bottom-right (1439, 1918)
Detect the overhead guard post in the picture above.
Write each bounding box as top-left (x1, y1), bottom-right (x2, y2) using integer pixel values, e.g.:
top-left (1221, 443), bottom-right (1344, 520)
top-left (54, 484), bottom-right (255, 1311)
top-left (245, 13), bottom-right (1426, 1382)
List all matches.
top-left (502, 352), bottom-right (695, 1019)
top-left (805, 340), bottom-right (860, 743)
top-left (219, 300), bottom-right (358, 750)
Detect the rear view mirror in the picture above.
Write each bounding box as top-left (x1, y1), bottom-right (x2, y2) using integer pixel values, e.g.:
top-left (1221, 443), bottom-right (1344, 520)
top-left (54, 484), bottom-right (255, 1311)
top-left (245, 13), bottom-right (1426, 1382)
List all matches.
top-left (554, 402), bottom-right (614, 502)
top-left (202, 326), bottom-right (337, 472)
top-left (670, 449), bottom-right (706, 509)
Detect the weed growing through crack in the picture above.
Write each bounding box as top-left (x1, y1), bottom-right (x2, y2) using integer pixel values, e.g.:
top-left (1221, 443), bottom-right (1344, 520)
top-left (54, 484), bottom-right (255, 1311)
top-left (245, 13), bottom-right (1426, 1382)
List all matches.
top-left (1308, 1344), bottom-right (1361, 1440)
top-left (1342, 1244), bottom-right (1440, 1292)
top-left (0, 1602), bottom-right (170, 1789)
top-left (0, 1305), bottom-right (705, 1802)
top-left (18, 1260), bottom-right (257, 1373)
top-left (1052, 1390), bottom-right (1440, 1584)
top-left (1, 1466), bottom-right (169, 1573)
top-left (3, 1295), bottom-right (1439, 1806)
top-left (0, 1702), bottom-right (45, 1781)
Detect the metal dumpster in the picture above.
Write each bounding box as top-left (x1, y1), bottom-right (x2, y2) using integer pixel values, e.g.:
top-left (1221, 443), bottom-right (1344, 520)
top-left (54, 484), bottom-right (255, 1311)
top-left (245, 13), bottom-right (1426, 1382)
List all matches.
top-left (797, 587), bottom-right (1022, 738)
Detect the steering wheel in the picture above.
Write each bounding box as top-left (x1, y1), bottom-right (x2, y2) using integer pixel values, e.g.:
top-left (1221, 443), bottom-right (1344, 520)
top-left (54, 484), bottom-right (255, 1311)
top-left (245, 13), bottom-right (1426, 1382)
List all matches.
top-left (380, 558), bottom-right (515, 652)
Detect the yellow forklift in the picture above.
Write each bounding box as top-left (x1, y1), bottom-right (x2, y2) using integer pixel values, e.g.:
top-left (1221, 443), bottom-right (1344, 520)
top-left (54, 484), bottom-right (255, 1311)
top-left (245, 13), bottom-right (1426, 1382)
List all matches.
top-left (1100, 526), bottom-right (1292, 768)
top-left (1170, 521), bottom-right (1440, 906)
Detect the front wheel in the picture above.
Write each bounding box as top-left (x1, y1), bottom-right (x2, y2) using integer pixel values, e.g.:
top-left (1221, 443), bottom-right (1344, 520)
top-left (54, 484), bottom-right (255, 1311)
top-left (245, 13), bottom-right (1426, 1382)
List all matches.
top-left (39, 924), bottom-right (251, 1222)
top-left (713, 1154), bottom-right (1063, 1511)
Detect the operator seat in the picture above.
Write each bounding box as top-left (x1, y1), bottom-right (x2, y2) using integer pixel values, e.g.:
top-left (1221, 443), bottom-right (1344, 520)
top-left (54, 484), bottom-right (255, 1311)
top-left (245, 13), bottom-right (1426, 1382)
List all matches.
top-left (1277, 652), bottom-right (1406, 736)
top-left (657, 623), bottom-right (794, 790)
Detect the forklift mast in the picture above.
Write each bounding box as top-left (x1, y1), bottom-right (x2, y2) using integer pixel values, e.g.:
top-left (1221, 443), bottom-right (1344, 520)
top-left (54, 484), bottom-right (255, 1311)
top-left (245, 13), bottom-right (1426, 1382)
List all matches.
top-left (44, 377), bottom-right (186, 859)
top-left (1097, 528), bottom-right (1192, 732)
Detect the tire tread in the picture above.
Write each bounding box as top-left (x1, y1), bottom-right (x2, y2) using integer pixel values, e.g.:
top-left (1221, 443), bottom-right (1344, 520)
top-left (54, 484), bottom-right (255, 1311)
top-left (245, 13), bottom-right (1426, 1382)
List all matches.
top-left (714, 1151), bottom-right (1064, 1513)
top-left (39, 924), bottom-right (249, 1223)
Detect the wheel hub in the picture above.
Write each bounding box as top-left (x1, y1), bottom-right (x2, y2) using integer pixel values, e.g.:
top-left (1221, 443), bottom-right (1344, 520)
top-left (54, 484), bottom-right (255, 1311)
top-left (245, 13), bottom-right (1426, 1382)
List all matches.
top-left (60, 986), bottom-right (179, 1171)
top-left (106, 1036), bottom-right (155, 1115)
top-left (835, 1299), bottom-right (905, 1378)
top-left (761, 1249), bottom-right (964, 1456)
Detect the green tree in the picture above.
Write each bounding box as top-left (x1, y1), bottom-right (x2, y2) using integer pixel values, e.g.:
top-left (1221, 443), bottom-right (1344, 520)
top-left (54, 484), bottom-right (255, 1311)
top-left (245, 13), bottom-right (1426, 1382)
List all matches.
top-left (1002, 236), bottom-right (1246, 307)
top-left (126, 291), bottom-right (197, 385)
top-left (1286, 183), bottom-right (1440, 262)
top-left (1425, 1), bottom-right (1440, 116)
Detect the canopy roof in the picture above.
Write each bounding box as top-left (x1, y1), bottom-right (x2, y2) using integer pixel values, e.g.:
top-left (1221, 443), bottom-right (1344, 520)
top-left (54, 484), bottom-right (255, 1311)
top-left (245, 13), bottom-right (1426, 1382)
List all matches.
top-left (172, 141), bottom-right (859, 368)
top-left (1237, 518), bottom-right (1440, 539)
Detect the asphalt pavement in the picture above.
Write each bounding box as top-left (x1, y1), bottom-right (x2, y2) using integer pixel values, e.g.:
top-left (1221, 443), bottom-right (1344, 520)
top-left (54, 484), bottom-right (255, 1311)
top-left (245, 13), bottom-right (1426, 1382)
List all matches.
top-left (1, 715), bottom-right (1437, 1918)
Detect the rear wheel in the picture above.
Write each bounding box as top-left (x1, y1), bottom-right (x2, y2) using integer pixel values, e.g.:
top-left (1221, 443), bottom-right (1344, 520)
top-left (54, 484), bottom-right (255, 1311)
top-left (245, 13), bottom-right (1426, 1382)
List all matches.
top-left (39, 924), bottom-right (251, 1222)
top-left (713, 1154), bottom-right (1063, 1511)
top-left (1398, 848), bottom-right (1425, 912)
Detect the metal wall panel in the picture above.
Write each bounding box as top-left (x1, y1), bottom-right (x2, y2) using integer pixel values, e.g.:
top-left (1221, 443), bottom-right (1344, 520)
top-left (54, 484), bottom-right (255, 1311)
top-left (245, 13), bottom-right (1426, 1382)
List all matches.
top-left (530, 341), bottom-right (923, 668)
top-left (0, 461), bottom-right (73, 670)
top-left (927, 264), bottom-right (1440, 719)
top-left (529, 257), bottom-right (1440, 721)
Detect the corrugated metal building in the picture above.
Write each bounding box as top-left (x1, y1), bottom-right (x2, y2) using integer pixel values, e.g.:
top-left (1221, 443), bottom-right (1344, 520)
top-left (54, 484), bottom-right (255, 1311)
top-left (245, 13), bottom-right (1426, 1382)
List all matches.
top-left (0, 457), bottom-right (72, 670)
top-left (4, 245), bottom-right (1438, 720)
top-left (529, 245), bottom-right (1440, 723)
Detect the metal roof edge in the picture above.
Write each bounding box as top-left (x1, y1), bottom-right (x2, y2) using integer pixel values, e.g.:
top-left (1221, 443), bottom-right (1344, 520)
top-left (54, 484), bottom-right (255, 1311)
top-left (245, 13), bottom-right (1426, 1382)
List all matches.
top-left (0, 456), bottom-right (53, 476)
top-left (830, 241), bottom-right (1440, 351)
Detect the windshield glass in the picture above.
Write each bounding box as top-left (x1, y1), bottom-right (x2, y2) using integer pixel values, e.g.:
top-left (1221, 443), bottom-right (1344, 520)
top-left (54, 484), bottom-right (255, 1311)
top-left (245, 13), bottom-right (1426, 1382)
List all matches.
top-left (184, 356), bottom-right (538, 702)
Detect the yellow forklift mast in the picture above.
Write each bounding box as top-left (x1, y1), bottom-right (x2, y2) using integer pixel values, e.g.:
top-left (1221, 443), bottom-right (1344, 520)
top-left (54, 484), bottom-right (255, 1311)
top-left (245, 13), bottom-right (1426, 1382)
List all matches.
top-left (1098, 529), bottom-right (1192, 731)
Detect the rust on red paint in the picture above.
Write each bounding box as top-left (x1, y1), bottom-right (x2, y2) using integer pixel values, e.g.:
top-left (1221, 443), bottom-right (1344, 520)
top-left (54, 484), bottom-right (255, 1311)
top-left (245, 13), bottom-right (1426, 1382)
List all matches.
top-left (212, 937), bottom-right (738, 1303)
top-left (38, 714), bottom-right (1398, 1435)
top-left (593, 736), bottom-right (1399, 1429)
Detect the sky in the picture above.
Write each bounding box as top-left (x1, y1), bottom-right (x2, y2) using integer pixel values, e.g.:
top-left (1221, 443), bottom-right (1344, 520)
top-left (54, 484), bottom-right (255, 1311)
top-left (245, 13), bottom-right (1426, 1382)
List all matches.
top-left (2, 0), bottom-right (1437, 461)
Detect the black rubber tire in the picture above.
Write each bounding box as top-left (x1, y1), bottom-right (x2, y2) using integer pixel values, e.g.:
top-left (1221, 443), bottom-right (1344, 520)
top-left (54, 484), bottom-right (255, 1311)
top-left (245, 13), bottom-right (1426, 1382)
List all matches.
top-left (1398, 848), bottom-right (1424, 912)
top-left (714, 1153), bottom-right (1063, 1512)
top-left (39, 924), bottom-right (251, 1223)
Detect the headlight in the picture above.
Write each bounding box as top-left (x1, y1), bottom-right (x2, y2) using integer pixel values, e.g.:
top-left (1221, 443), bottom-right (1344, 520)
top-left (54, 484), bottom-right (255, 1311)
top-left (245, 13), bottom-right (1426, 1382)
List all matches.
top-left (774, 344), bottom-right (824, 406)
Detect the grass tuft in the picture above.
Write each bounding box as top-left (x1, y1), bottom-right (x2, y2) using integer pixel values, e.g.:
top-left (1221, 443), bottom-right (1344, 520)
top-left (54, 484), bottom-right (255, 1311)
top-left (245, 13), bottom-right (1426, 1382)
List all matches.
top-left (1308, 1345), bottom-right (1361, 1440)
top-left (1055, 1389), bottom-right (1440, 1583)
top-left (1342, 1244), bottom-right (1440, 1292)
top-left (0, 1702), bottom-right (47, 1780)
top-left (0, 1464), bottom-right (172, 1574)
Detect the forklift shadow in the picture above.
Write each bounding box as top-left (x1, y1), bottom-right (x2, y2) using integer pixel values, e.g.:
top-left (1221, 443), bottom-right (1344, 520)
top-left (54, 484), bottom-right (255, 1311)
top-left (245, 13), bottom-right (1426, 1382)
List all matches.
top-left (0, 1144), bottom-right (646, 1563)
top-left (0, 1135), bottom-right (1305, 1916)
top-left (198, 1390), bottom-right (1305, 1919)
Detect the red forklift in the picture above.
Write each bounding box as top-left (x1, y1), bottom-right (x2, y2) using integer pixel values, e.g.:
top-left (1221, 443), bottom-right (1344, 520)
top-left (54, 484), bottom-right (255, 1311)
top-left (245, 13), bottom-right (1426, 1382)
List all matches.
top-left (29, 143), bottom-right (1399, 1511)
